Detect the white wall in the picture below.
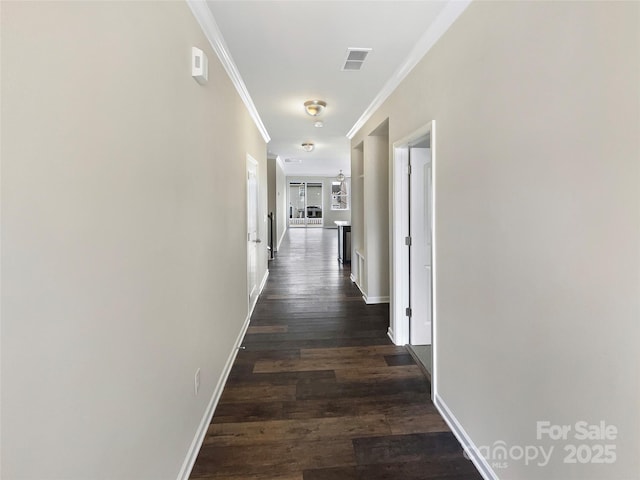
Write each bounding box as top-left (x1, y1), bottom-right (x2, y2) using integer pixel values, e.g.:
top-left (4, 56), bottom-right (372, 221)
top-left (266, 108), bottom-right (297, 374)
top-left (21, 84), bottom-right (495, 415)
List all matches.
top-left (351, 1), bottom-right (639, 478)
top-left (1, 2), bottom-right (267, 479)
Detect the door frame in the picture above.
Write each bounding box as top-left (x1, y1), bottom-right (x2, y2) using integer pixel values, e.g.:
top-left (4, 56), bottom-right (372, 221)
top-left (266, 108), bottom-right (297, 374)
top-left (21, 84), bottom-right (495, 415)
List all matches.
top-left (247, 154), bottom-right (260, 313)
top-left (389, 121), bottom-right (437, 398)
top-left (287, 180), bottom-right (324, 228)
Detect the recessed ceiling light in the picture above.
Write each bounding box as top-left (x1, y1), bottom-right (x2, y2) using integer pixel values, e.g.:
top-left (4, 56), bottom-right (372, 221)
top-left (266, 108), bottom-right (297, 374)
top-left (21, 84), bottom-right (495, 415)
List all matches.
top-left (304, 100), bottom-right (326, 116)
top-left (301, 142), bottom-right (315, 152)
top-left (314, 121), bottom-right (324, 128)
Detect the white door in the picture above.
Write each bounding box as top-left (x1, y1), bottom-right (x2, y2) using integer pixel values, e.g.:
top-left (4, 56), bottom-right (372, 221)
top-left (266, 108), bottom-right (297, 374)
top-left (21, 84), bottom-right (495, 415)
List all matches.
top-left (409, 147), bottom-right (432, 345)
top-left (247, 156), bottom-right (259, 308)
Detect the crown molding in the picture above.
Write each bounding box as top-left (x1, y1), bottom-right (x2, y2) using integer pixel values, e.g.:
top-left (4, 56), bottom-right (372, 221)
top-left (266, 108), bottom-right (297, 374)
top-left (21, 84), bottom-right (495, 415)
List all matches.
top-left (346, 0), bottom-right (472, 140)
top-left (186, 0), bottom-right (271, 143)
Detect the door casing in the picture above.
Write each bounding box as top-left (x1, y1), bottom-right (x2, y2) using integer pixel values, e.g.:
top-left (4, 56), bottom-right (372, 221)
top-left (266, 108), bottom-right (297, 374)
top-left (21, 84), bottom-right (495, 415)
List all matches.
top-left (247, 155), bottom-right (260, 312)
top-left (389, 121), bottom-right (437, 399)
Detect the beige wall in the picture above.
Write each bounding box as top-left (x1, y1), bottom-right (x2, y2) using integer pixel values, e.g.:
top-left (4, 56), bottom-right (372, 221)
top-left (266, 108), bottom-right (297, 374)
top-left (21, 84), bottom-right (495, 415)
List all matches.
top-left (349, 128), bottom-right (390, 303)
top-left (1, 2), bottom-right (266, 479)
top-left (267, 157), bottom-right (287, 250)
top-left (350, 144), bottom-right (364, 287)
top-left (267, 157), bottom-right (277, 249)
top-left (275, 158), bottom-right (287, 249)
top-left (362, 131), bottom-right (390, 302)
top-left (352, 1), bottom-right (639, 478)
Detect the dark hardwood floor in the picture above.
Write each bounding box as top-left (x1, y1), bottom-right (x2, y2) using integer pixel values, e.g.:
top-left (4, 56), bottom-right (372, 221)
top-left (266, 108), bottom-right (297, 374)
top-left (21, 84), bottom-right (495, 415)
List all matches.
top-left (190, 228), bottom-right (480, 480)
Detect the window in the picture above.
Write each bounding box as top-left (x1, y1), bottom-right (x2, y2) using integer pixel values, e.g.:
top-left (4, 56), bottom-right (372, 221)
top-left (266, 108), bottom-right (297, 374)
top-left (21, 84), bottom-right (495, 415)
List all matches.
top-left (331, 181), bottom-right (349, 210)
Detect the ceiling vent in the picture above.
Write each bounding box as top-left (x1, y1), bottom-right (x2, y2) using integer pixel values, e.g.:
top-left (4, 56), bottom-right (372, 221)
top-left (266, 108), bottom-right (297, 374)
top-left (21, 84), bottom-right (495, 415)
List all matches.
top-left (285, 158), bottom-right (302, 164)
top-left (342, 48), bottom-right (372, 71)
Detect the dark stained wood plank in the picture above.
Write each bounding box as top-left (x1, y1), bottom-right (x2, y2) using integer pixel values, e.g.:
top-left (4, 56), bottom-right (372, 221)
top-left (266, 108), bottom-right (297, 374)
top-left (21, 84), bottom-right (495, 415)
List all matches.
top-left (218, 384), bottom-right (297, 403)
top-left (189, 228), bottom-right (478, 480)
top-left (352, 432), bottom-right (464, 465)
top-left (295, 376), bottom-right (430, 401)
top-left (387, 413), bottom-right (450, 435)
top-left (193, 473), bottom-right (302, 480)
top-left (203, 415), bottom-right (391, 447)
top-left (253, 356), bottom-right (388, 374)
top-left (300, 345), bottom-right (406, 360)
top-left (303, 458), bottom-right (482, 480)
top-left (227, 369), bottom-right (337, 387)
top-left (384, 353), bottom-right (416, 366)
top-left (191, 439), bottom-right (355, 478)
top-left (281, 396), bottom-right (437, 421)
top-left (247, 325), bottom-right (288, 333)
top-left (211, 401), bottom-right (285, 424)
top-left (334, 365), bottom-right (423, 383)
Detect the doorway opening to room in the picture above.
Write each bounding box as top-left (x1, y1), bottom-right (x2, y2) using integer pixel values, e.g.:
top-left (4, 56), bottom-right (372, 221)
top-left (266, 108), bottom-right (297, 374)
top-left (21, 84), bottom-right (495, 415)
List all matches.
top-left (288, 182), bottom-right (323, 228)
top-left (390, 121), bottom-right (436, 395)
top-left (247, 155), bottom-right (260, 312)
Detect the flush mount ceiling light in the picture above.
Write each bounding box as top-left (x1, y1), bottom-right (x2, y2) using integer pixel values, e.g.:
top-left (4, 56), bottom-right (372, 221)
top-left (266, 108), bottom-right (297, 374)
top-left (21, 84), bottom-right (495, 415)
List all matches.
top-left (301, 142), bottom-right (315, 152)
top-left (314, 121), bottom-right (324, 128)
top-left (304, 100), bottom-right (327, 116)
top-left (336, 170), bottom-right (345, 182)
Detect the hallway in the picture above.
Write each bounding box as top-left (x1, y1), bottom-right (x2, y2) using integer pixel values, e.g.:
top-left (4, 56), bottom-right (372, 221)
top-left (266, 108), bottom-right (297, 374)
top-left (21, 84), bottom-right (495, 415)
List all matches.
top-left (189, 228), bottom-right (480, 480)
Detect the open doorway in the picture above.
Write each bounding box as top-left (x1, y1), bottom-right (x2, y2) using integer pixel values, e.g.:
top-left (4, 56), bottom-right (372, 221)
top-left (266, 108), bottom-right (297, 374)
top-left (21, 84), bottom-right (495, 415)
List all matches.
top-left (247, 155), bottom-right (260, 312)
top-left (390, 121), bottom-right (436, 386)
top-left (288, 182), bottom-right (323, 227)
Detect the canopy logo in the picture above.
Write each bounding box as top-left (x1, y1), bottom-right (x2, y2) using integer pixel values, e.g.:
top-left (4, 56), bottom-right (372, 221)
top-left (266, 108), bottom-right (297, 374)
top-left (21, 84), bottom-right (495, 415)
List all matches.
top-left (463, 420), bottom-right (618, 470)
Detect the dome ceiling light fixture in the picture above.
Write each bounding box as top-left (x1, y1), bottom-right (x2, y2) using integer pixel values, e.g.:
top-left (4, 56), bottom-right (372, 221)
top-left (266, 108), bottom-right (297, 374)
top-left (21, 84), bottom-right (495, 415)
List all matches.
top-left (336, 170), bottom-right (345, 182)
top-left (304, 100), bottom-right (327, 116)
top-left (301, 142), bottom-right (315, 152)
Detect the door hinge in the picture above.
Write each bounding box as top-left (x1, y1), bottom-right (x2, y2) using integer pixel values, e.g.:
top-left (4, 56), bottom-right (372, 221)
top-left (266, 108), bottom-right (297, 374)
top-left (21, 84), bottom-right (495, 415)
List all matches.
top-left (407, 164), bottom-right (412, 175)
top-left (405, 236), bottom-right (412, 246)
top-left (405, 307), bottom-right (412, 317)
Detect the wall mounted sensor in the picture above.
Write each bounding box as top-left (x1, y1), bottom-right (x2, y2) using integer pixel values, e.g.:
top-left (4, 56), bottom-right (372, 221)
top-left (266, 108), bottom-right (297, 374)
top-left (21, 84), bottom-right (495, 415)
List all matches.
top-left (192, 47), bottom-right (208, 85)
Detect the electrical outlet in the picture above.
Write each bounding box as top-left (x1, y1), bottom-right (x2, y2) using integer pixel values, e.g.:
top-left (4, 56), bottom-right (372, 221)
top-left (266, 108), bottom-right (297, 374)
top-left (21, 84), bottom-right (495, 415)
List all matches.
top-left (194, 368), bottom-right (201, 395)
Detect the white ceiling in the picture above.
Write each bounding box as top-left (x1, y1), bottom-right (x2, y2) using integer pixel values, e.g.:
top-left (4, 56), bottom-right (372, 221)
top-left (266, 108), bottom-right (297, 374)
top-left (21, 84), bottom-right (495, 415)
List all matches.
top-left (205, 1), bottom-right (451, 177)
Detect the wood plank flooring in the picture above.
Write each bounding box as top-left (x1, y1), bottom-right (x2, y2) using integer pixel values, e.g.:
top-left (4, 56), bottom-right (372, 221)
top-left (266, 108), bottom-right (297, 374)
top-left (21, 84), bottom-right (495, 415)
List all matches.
top-left (190, 228), bottom-right (480, 480)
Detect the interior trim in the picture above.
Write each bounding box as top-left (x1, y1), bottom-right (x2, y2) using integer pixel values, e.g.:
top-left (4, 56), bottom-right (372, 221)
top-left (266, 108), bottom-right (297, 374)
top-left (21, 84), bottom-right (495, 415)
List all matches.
top-left (434, 393), bottom-right (497, 480)
top-left (363, 295), bottom-right (390, 305)
top-left (346, 0), bottom-right (471, 139)
top-left (176, 311), bottom-right (251, 480)
top-left (177, 270), bottom-right (268, 480)
top-left (186, 0), bottom-right (271, 143)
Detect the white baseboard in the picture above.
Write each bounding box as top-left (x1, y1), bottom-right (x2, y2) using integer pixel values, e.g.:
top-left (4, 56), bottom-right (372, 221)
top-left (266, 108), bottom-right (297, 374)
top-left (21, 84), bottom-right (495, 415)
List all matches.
top-left (363, 295), bottom-right (390, 304)
top-left (277, 228), bottom-right (286, 251)
top-left (387, 327), bottom-right (396, 344)
top-left (248, 269), bottom-right (269, 317)
top-left (350, 273), bottom-right (357, 283)
top-left (176, 312), bottom-right (251, 480)
top-left (260, 269), bottom-right (269, 292)
top-left (433, 393), bottom-right (497, 480)
top-left (177, 269), bottom-right (269, 480)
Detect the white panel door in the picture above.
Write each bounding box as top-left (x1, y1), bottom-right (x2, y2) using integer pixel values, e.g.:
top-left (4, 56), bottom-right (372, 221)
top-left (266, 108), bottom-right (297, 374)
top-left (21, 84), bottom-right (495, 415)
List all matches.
top-left (409, 147), bottom-right (432, 345)
top-left (247, 156), bottom-right (259, 308)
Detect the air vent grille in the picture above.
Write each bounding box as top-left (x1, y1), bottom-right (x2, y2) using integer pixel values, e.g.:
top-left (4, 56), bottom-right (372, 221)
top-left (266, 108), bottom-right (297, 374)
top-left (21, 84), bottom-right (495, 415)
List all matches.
top-left (343, 61), bottom-right (363, 71)
top-left (342, 47), bottom-right (372, 71)
top-left (347, 50), bottom-right (369, 62)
